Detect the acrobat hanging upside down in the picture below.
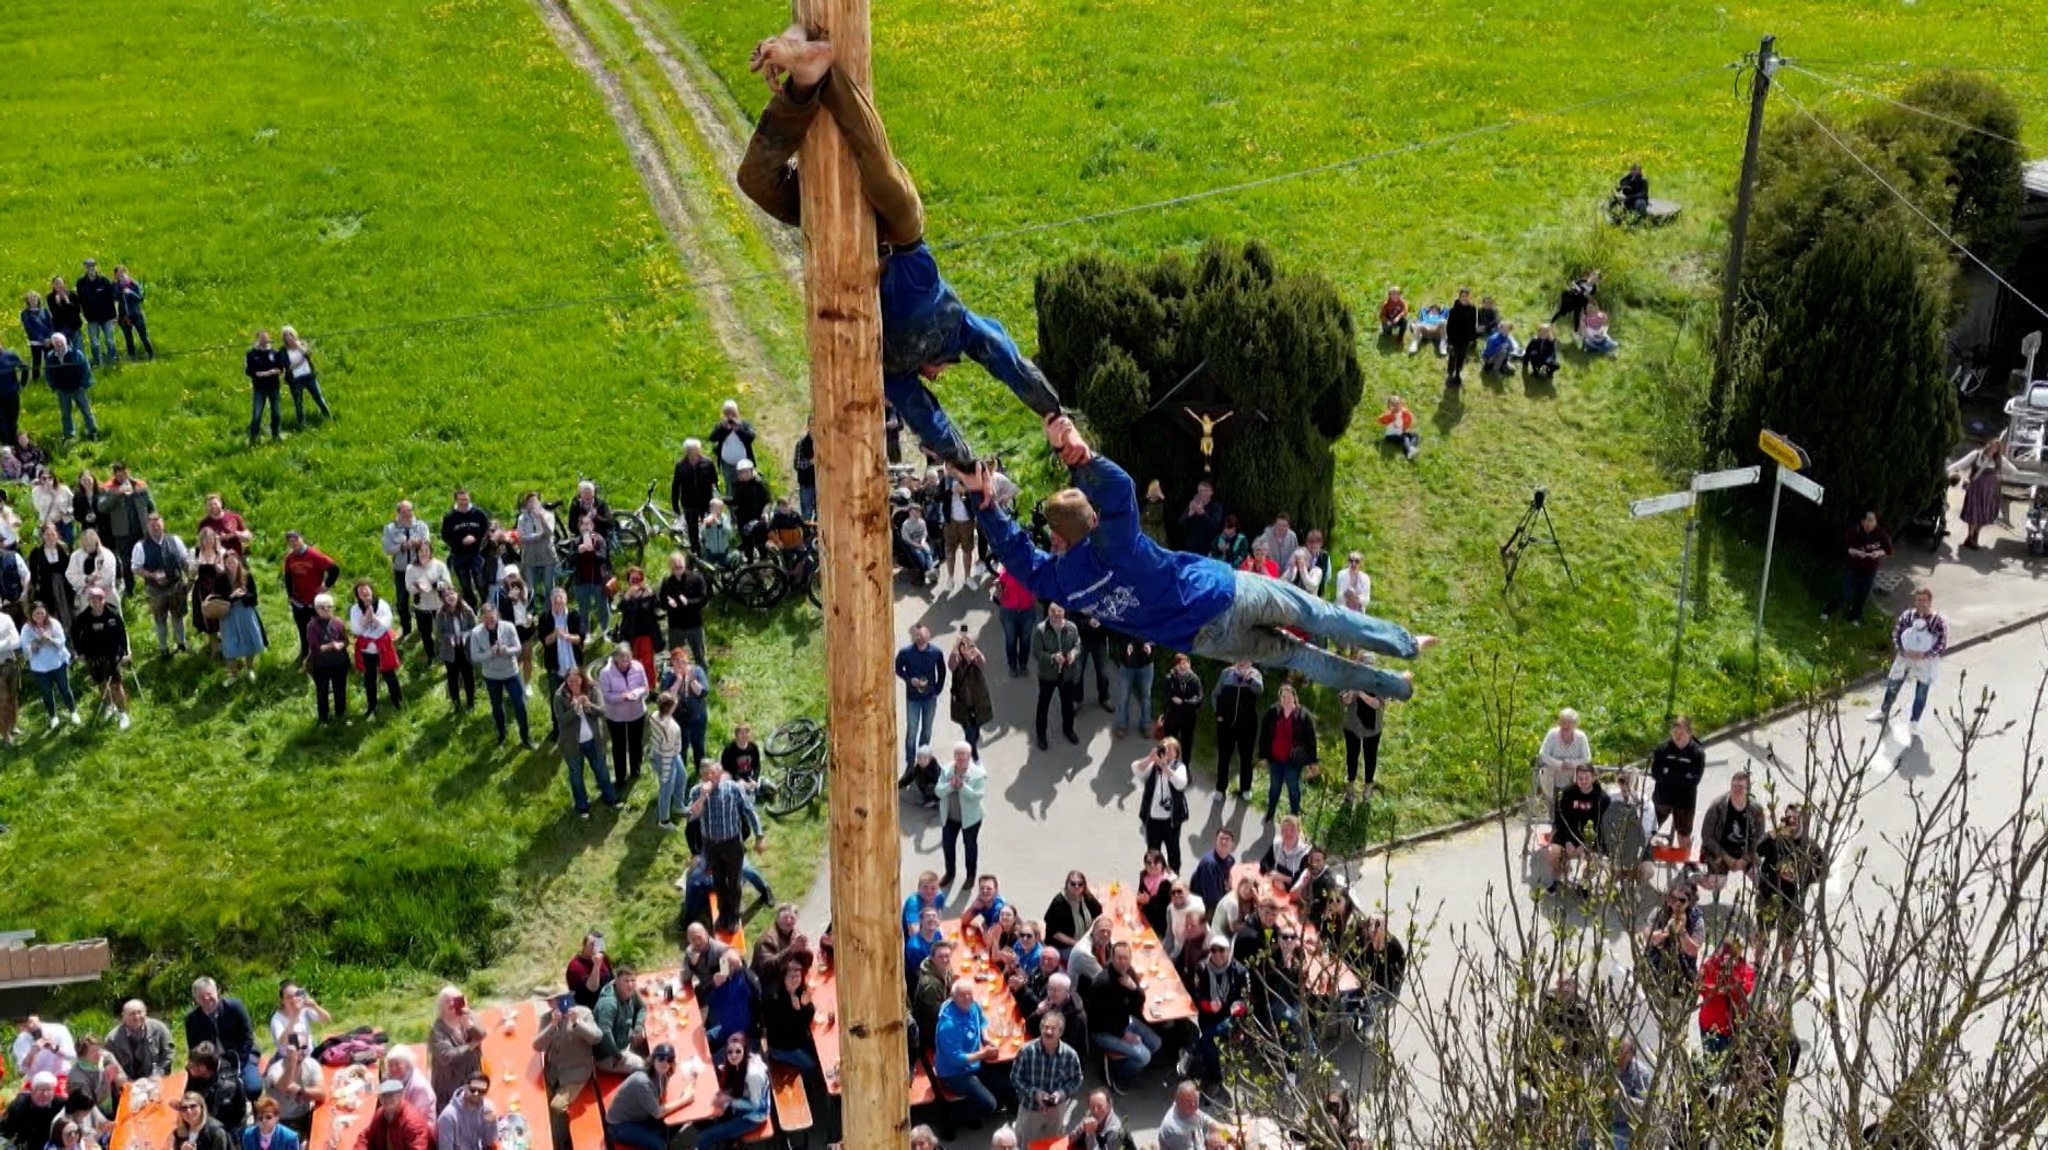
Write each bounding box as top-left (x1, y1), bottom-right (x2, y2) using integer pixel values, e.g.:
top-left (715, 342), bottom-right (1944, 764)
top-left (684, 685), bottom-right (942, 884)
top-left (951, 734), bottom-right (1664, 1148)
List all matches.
top-left (962, 417), bottom-right (1437, 701)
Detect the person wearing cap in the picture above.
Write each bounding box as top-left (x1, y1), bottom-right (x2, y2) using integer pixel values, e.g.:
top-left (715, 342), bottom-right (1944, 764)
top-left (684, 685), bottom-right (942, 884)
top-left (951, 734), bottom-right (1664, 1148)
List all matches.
top-left (603, 1042), bottom-right (690, 1150)
top-left (280, 531), bottom-right (340, 667)
top-left (708, 401), bottom-right (757, 498)
top-left (670, 440), bottom-right (719, 552)
top-left (728, 459), bottom-right (773, 557)
top-left (44, 333), bottom-right (98, 441)
top-left (363, 1078), bottom-right (432, 1150)
top-left (383, 1045), bottom-right (437, 1122)
top-left (1, 1071), bottom-right (64, 1149)
top-left (74, 584), bottom-right (132, 730)
top-left (76, 259), bottom-right (120, 367)
top-left (1185, 934), bottom-right (1249, 1092)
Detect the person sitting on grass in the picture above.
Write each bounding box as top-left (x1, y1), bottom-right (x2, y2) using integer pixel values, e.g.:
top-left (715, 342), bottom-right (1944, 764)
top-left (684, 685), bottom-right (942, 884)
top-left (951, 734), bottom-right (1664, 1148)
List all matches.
top-left (741, 26), bottom-right (1063, 474)
top-left (1475, 294), bottom-right (1501, 338)
top-left (1481, 321), bottom-right (1521, 373)
top-left (1376, 287), bottom-right (1408, 342)
top-left (965, 417), bottom-right (1435, 702)
top-left (1613, 162), bottom-right (1650, 218)
top-left (1580, 306), bottom-right (1619, 354)
top-left (1376, 395), bottom-right (1420, 463)
top-left (1522, 323), bottom-right (1561, 378)
top-left (1407, 304), bottom-right (1447, 355)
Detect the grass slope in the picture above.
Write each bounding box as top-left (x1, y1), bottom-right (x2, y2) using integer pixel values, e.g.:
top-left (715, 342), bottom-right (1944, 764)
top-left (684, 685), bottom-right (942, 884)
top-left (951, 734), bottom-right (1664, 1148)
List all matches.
top-left (0, 0), bottom-right (822, 1021)
top-left (663, 0), bottom-right (2048, 839)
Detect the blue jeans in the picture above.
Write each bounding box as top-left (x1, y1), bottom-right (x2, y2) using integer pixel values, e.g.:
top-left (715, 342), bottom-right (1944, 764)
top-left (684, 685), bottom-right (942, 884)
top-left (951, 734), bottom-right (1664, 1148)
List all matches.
top-left (604, 1119), bottom-right (675, 1150)
top-left (289, 373), bottom-right (331, 425)
top-left (681, 715), bottom-right (708, 772)
top-left (1193, 570), bottom-right (1418, 700)
top-left (1880, 676), bottom-right (1933, 722)
top-left (249, 387), bottom-right (281, 438)
top-left (768, 1048), bottom-right (818, 1075)
top-left (694, 1104), bottom-right (767, 1150)
top-left (998, 607), bottom-right (1036, 673)
top-left (86, 320), bottom-right (119, 365)
top-left (743, 861), bottom-right (772, 899)
top-left (655, 751), bottom-right (688, 823)
top-left (959, 719), bottom-right (981, 758)
top-left (799, 485), bottom-right (817, 521)
top-left (523, 561), bottom-right (560, 598)
top-left (56, 389), bottom-right (97, 438)
top-left (937, 1070), bottom-right (999, 1121)
top-left (565, 739), bottom-right (617, 812)
top-left (1090, 1020), bottom-right (1162, 1082)
top-left (881, 260), bottom-right (1061, 468)
top-left (573, 581), bottom-right (611, 635)
top-left (485, 675), bottom-right (530, 743)
top-left (32, 667), bottom-right (76, 717)
top-left (1189, 1017), bottom-right (1234, 1085)
top-left (903, 693), bottom-right (937, 766)
top-left (1118, 664), bottom-right (1154, 732)
top-left (1266, 759), bottom-right (1305, 821)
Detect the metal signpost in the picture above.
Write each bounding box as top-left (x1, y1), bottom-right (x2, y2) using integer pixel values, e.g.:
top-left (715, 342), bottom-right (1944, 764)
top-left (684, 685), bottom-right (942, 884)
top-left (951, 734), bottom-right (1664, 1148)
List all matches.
top-left (1631, 466), bottom-right (1762, 720)
top-left (1753, 430), bottom-right (1823, 686)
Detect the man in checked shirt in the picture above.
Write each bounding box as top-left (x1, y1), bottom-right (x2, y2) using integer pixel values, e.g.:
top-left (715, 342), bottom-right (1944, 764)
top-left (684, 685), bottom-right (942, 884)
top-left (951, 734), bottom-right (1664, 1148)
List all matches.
top-left (1009, 1010), bottom-right (1083, 1142)
top-left (690, 762), bottom-right (751, 933)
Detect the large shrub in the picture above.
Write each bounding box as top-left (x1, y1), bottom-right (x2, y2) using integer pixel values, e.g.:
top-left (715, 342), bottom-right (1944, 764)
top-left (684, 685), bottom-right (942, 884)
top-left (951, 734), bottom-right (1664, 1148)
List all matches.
top-left (1034, 240), bottom-right (1364, 538)
top-left (1862, 71), bottom-right (2026, 265)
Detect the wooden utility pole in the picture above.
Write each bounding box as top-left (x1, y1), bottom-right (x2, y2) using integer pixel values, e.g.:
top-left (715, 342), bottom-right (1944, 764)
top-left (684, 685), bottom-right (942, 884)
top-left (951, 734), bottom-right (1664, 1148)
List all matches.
top-left (1707, 33), bottom-right (1777, 432)
top-left (791, 0), bottom-right (907, 1148)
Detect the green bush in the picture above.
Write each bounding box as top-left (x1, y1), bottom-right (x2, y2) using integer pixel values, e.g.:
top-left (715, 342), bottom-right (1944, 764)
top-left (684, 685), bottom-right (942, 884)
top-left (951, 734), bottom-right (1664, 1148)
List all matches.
top-left (1862, 71), bottom-right (2027, 265)
top-left (1034, 240), bottom-right (1364, 537)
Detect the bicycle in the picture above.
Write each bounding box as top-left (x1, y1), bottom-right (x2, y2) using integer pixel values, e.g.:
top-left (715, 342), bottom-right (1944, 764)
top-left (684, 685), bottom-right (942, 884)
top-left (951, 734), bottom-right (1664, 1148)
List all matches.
top-left (762, 717), bottom-right (829, 817)
top-left (615, 480), bottom-right (689, 560)
top-left (688, 547), bottom-right (790, 611)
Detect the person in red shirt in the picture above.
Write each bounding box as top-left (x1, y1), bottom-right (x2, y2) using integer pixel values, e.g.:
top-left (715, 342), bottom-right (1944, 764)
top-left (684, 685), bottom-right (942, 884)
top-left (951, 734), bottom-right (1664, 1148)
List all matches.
top-left (1697, 935), bottom-right (1755, 1056)
top-left (1237, 539), bottom-right (1280, 579)
top-left (281, 531), bottom-right (340, 667)
top-left (1376, 287), bottom-right (1409, 342)
top-left (566, 932), bottom-right (614, 1010)
top-left (362, 1080), bottom-right (432, 1150)
top-left (198, 493), bottom-right (253, 557)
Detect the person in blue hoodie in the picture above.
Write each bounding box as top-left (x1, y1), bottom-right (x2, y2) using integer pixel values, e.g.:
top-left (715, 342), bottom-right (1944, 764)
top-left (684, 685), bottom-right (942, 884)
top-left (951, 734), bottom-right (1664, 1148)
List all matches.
top-left (968, 418), bottom-right (1435, 700)
top-left (738, 27), bottom-right (1062, 470)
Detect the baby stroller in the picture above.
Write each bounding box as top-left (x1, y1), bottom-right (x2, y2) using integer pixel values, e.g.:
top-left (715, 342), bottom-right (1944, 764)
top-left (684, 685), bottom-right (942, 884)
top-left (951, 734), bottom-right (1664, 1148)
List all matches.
top-left (2027, 487), bottom-right (2048, 557)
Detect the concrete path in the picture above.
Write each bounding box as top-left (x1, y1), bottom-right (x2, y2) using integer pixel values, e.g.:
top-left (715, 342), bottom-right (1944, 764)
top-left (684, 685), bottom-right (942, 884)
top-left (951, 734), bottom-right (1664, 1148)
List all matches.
top-left (792, 481), bottom-right (2047, 1146)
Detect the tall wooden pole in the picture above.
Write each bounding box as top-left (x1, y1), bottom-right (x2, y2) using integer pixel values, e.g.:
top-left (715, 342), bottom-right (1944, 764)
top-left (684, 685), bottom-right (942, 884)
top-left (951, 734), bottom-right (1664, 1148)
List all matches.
top-left (1707, 33), bottom-right (1776, 432)
top-left (790, 0), bottom-right (907, 1148)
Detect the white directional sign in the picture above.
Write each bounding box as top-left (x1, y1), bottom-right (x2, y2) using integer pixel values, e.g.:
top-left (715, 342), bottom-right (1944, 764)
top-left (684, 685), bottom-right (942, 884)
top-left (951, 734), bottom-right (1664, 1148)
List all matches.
top-left (1779, 468), bottom-right (1825, 504)
top-left (1630, 490), bottom-right (1696, 519)
top-left (1692, 466), bottom-right (1762, 493)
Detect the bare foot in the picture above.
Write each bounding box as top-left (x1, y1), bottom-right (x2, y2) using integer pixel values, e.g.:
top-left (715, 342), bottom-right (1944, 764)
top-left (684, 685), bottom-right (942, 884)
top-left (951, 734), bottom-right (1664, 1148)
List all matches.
top-left (1415, 634), bottom-right (1439, 651)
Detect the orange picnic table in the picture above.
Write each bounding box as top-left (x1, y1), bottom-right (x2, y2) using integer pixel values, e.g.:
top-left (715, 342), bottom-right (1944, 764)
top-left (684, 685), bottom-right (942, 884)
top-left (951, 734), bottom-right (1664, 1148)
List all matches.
top-left (110, 1073), bottom-right (187, 1150)
top-left (1230, 863), bottom-right (1362, 996)
top-left (561, 968), bottom-right (726, 1150)
top-left (1100, 885), bottom-right (1198, 1023)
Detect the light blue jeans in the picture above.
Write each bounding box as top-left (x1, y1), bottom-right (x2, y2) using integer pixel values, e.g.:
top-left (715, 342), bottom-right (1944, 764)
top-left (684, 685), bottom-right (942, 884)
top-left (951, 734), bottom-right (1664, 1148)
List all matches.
top-left (1193, 571), bottom-right (1418, 699)
top-left (904, 693), bottom-right (937, 766)
top-left (57, 389), bottom-right (97, 438)
top-left (573, 580), bottom-right (611, 634)
top-left (654, 751), bottom-right (688, 823)
top-left (1090, 1020), bottom-right (1162, 1083)
top-left (1118, 664), bottom-right (1154, 732)
top-left (86, 320), bottom-right (119, 364)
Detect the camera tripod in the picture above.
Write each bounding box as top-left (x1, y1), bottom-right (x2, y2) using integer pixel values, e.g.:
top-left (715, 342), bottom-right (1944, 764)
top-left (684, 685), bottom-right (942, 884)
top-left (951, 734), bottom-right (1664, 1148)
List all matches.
top-left (1501, 488), bottom-right (1576, 590)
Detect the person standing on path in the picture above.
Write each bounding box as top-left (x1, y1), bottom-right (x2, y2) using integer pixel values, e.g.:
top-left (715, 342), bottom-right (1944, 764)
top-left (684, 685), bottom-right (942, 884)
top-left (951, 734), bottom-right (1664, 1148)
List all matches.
top-left (948, 627), bottom-right (993, 759)
top-left (1649, 716), bottom-right (1707, 852)
top-left (1134, 737), bottom-right (1190, 872)
top-left (994, 564), bottom-right (1038, 677)
top-left (791, 416), bottom-right (818, 521)
top-left (1032, 604), bottom-right (1082, 750)
top-left (1161, 653), bottom-right (1203, 764)
top-left (1867, 585), bottom-right (1948, 739)
top-left (1339, 687), bottom-right (1384, 803)
top-left (935, 742), bottom-right (986, 891)
top-left (243, 330), bottom-right (288, 443)
top-left (1212, 660), bottom-right (1263, 797)
top-left (1256, 684), bottom-right (1319, 822)
top-left (1949, 435), bottom-right (2020, 551)
top-left (896, 623), bottom-right (946, 772)
top-left (1821, 510), bottom-right (1893, 624)
top-left (1114, 633), bottom-right (1155, 740)
top-left (1444, 288), bottom-right (1478, 388)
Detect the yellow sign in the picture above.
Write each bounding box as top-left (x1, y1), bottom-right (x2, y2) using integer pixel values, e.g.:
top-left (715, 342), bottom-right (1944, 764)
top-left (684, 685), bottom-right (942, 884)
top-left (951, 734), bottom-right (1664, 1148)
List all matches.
top-left (1758, 429), bottom-right (1807, 472)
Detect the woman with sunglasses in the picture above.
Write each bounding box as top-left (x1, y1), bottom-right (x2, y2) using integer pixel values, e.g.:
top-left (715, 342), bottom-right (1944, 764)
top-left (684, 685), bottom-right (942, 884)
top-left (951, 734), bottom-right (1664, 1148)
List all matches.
top-left (1042, 871), bottom-right (1100, 953)
top-left (240, 1099), bottom-right (301, 1150)
top-left (169, 1092), bottom-right (231, 1150)
top-left (1638, 881), bottom-right (1704, 1009)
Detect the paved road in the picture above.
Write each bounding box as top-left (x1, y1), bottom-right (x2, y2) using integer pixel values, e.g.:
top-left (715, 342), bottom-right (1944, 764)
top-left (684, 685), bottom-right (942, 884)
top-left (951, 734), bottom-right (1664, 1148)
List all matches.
top-left (792, 486), bottom-right (2046, 1146)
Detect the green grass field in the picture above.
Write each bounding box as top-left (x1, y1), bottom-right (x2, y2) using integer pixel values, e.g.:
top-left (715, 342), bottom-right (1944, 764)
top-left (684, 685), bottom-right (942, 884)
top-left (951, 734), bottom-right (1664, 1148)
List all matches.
top-left (0, 0), bottom-right (823, 1027)
top-left (6, 0), bottom-right (2047, 1033)
top-left (662, 0), bottom-right (2048, 839)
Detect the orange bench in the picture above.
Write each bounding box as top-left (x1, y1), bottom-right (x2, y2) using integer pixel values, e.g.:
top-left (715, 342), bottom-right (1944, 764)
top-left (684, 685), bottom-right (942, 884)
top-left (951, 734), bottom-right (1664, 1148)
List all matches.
top-left (768, 1066), bottom-right (812, 1134)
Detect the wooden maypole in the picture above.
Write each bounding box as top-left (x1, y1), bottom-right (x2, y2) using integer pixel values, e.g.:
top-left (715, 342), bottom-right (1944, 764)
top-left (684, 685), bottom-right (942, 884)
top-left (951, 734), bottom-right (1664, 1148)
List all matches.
top-left (791, 0), bottom-right (907, 1146)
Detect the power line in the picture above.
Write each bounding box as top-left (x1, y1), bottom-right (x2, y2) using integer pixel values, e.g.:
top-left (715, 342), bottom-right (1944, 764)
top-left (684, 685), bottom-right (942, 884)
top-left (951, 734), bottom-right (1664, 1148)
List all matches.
top-left (1781, 62), bottom-right (2033, 152)
top-left (1775, 81), bottom-right (2048, 324)
top-left (141, 59), bottom-right (1740, 363)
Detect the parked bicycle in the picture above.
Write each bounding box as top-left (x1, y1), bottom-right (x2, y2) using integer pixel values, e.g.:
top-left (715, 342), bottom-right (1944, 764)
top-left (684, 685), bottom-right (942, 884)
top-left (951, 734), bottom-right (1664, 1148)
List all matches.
top-left (761, 716), bottom-right (829, 817)
top-left (615, 480), bottom-right (688, 559)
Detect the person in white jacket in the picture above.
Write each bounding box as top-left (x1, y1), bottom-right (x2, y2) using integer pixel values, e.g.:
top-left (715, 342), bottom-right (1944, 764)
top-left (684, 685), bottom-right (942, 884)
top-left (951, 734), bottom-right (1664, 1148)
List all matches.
top-left (65, 527), bottom-right (121, 613)
top-left (29, 472), bottom-right (72, 543)
top-left (0, 607), bottom-right (21, 743)
top-left (1536, 707), bottom-right (1593, 795)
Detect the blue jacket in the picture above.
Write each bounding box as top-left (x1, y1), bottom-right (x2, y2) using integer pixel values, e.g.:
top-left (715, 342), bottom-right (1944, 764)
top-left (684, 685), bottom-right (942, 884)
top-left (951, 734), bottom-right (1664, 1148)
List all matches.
top-left (931, 999), bottom-right (987, 1078)
top-left (978, 457), bottom-right (1237, 652)
top-left (19, 308), bottom-right (53, 344)
top-left (895, 642), bottom-right (947, 701)
top-left (242, 1126), bottom-right (302, 1150)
